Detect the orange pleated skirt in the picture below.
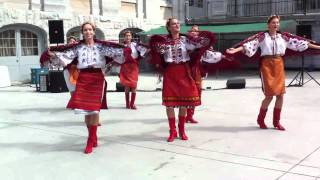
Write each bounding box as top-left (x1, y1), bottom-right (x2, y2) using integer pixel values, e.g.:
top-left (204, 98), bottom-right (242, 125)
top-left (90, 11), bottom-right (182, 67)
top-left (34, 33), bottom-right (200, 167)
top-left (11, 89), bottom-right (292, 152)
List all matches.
top-left (260, 56), bottom-right (286, 96)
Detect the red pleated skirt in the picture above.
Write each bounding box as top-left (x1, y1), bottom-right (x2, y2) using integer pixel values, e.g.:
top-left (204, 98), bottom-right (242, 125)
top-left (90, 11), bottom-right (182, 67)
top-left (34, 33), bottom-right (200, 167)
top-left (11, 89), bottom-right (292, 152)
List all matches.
top-left (120, 62), bottom-right (139, 89)
top-left (162, 63), bottom-right (201, 107)
top-left (67, 68), bottom-right (106, 111)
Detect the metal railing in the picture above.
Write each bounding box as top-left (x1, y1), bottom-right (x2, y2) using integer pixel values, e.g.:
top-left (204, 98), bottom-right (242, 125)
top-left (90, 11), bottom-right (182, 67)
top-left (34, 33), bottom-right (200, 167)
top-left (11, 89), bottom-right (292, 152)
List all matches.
top-left (226, 0), bottom-right (320, 17)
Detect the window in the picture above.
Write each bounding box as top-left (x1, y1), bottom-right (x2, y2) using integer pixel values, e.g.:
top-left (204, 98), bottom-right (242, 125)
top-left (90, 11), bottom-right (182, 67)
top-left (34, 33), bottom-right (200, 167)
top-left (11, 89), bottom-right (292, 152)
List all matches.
top-left (189, 0), bottom-right (203, 7)
top-left (20, 30), bottom-right (38, 56)
top-left (120, 2), bottom-right (137, 17)
top-left (307, 0), bottom-right (320, 11)
top-left (0, 30), bottom-right (16, 56)
top-left (189, 0), bottom-right (194, 6)
top-left (196, 0), bottom-right (203, 8)
top-left (160, 6), bottom-right (173, 20)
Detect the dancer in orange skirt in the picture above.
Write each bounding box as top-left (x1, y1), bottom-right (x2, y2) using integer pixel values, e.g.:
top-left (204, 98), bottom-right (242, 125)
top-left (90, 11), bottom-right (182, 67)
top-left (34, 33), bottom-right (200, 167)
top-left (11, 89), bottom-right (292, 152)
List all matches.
top-left (120, 31), bottom-right (147, 109)
top-left (226, 15), bottom-right (320, 130)
top-left (47, 22), bottom-right (130, 154)
top-left (150, 18), bottom-right (221, 142)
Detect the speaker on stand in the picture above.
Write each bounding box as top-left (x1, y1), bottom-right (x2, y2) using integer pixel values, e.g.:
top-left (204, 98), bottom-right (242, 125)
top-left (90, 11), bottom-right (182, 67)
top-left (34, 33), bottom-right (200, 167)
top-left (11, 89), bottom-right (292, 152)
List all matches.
top-left (48, 20), bottom-right (64, 44)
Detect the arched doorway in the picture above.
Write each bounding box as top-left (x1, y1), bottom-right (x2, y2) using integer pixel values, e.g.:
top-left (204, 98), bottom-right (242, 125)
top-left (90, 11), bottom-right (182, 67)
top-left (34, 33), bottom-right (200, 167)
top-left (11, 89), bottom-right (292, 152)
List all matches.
top-left (66, 27), bottom-right (105, 40)
top-left (0, 24), bottom-right (47, 82)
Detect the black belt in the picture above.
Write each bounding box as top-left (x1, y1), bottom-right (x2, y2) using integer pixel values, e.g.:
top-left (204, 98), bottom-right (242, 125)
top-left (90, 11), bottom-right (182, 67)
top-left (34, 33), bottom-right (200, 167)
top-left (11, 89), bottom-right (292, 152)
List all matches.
top-left (80, 68), bottom-right (101, 72)
top-left (262, 55), bottom-right (282, 58)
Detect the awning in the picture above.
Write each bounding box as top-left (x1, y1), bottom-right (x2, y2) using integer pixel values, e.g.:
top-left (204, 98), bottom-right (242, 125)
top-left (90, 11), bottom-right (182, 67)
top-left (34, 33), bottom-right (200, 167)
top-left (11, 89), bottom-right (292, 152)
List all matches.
top-left (140, 20), bottom-right (297, 35)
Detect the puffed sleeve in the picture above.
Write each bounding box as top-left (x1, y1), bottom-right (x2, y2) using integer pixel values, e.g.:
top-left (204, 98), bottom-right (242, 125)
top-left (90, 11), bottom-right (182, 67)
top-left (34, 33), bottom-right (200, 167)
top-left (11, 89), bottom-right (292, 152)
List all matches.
top-left (286, 36), bottom-right (309, 52)
top-left (185, 31), bottom-right (216, 51)
top-left (102, 46), bottom-right (125, 64)
top-left (55, 47), bottom-right (77, 67)
top-left (242, 38), bottom-right (260, 57)
top-left (201, 50), bottom-right (223, 63)
top-left (185, 37), bottom-right (197, 51)
top-left (136, 44), bottom-right (148, 57)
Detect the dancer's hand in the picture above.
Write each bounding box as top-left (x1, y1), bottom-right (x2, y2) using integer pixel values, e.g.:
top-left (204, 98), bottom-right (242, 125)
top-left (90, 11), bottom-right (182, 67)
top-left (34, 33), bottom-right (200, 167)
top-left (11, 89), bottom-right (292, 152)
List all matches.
top-left (47, 48), bottom-right (56, 57)
top-left (226, 48), bottom-right (236, 54)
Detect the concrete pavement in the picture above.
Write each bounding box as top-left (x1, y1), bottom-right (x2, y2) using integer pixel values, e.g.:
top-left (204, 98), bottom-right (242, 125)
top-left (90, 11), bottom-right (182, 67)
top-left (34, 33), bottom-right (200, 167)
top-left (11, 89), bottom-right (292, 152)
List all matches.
top-left (0, 71), bottom-right (320, 180)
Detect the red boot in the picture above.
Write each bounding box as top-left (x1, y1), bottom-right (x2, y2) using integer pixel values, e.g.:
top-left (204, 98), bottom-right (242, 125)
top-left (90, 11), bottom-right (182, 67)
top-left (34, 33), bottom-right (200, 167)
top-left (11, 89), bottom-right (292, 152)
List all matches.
top-left (167, 117), bottom-right (177, 142)
top-left (273, 108), bottom-right (285, 131)
top-left (186, 108), bottom-right (198, 123)
top-left (84, 125), bottom-right (97, 154)
top-left (125, 92), bottom-right (130, 109)
top-left (130, 92), bottom-right (137, 110)
top-left (257, 108), bottom-right (268, 129)
top-left (93, 125), bottom-right (98, 148)
top-left (178, 116), bottom-right (188, 140)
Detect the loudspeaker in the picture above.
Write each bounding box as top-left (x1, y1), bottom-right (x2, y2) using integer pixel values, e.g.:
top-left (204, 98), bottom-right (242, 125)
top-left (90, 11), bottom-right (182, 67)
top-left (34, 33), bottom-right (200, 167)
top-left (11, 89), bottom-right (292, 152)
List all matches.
top-left (48, 20), bottom-right (64, 44)
top-left (116, 82), bottom-right (125, 92)
top-left (48, 70), bottom-right (68, 93)
top-left (226, 78), bottom-right (246, 89)
top-left (296, 25), bottom-right (312, 39)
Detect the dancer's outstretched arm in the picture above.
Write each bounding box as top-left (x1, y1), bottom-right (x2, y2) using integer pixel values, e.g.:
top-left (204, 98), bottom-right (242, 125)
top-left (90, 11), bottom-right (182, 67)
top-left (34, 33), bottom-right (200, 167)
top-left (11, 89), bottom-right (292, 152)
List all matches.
top-left (308, 43), bottom-right (320, 50)
top-left (226, 46), bottom-right (244, 54)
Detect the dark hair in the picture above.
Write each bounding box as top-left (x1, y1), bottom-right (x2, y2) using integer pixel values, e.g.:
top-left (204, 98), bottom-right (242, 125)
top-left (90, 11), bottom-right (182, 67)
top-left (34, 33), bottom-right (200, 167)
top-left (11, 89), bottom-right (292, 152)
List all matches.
top-left (267, 15), bottom-right (280, 24)
top-left (81, 22), bottom-right (96, 33)
top-left (67, 36), bottom-right (77, 42)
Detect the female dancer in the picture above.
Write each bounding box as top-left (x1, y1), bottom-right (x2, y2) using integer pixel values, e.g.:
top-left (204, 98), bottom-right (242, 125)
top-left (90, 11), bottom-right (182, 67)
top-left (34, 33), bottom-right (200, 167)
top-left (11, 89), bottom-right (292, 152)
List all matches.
top-left (48, 22), bottom-right (129, 153)
top-left (119, 31), bottom-right (147, 109)
top-left (150, 18), bottom-right (222, 142)
top-left (226, 15), bottom-right (320, 130)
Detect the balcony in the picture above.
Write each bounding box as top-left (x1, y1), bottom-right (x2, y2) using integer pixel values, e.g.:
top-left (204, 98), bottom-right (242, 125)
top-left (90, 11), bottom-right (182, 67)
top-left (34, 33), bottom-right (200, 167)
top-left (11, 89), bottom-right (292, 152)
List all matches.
top-left (188, 0), bottom-right (320, 25)
top-left (227, 0), bottom-right (320, 17)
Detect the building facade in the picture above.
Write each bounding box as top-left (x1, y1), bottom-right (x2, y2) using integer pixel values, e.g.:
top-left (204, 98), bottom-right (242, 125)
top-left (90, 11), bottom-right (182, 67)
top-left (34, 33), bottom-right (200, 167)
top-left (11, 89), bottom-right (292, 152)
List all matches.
top-left (0, 0), bottom-right (174, 82)
top-left (187, 0), bottom-right (320, 69)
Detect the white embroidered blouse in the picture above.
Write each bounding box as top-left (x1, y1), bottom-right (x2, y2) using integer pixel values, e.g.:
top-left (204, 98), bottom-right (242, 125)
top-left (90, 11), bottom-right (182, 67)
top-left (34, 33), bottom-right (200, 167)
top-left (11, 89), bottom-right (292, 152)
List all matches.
top-left (243, 32), bottom-right (309, 57)
top-left (126, 42), bottom-right (148, 59)
top-left (200, 50), bottom-right (223, 63)
top-left (55, 43), bottom-right (125, 69)
top-left (159, 36), bottom-right (221, 64)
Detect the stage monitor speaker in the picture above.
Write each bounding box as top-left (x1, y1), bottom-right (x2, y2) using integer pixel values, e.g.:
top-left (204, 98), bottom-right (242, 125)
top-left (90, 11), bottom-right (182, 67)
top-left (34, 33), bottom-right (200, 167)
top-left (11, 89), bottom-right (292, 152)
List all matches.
top-left (296, 25), bottom-right (312, 39)
top-left (48, 20), bottom-right (64, 44)
top-left (48, 70), bottom-right (68, 93)
top-left (116, 82), bottom-right (125, 92)
top-left (226, 78), bottom-right (246, 89)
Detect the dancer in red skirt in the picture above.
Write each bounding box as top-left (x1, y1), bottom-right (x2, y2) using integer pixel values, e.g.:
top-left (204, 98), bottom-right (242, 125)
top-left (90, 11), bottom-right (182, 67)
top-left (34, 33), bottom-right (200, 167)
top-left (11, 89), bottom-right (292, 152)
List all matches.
top-left (150, 18), bottom-right (221, 142)
top-left (48, 22), bottom-right (129, 154)
top-left (226, 15), bottom-right (320, 130)
top-left (120, 31), bottom-right (148, 109)
top-left (186, 25), bottom-right (229, 124)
